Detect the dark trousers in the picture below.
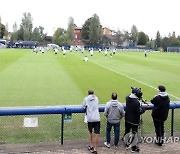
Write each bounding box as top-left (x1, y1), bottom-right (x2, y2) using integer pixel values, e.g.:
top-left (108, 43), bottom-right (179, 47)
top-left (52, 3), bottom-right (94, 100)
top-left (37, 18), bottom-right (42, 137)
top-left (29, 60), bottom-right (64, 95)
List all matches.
top-left (106, 121), bottom-right (120, 146)
top-left (124, 121), bottom-right (138, 134)
top-left (153, 119), bottom-right (165, 144)
top-left (123, 121), bottom-right (139, 149)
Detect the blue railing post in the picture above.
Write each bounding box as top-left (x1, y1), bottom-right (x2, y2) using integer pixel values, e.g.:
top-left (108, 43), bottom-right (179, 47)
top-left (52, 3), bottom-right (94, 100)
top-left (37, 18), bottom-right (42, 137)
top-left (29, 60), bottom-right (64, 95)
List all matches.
top-left (61, 114), bottom-right (64, 145)
top-left (171, 109), bottom-right (174, 136)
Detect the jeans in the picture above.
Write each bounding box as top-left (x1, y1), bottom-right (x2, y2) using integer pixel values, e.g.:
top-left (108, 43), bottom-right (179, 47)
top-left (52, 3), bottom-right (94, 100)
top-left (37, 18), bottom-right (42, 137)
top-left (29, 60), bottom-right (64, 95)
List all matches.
top-left (153, 119), bottom-right (165, 144)
top-left (106, 121), bottom-right (120, 146)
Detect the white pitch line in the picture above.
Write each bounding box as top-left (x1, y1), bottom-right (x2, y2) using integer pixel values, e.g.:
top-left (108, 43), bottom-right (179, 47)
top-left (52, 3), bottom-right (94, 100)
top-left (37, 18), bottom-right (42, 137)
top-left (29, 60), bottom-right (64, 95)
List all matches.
top-left (90, 60), bottom-right (180, 100)
top-left (73, 53), bottom-right (179, 100)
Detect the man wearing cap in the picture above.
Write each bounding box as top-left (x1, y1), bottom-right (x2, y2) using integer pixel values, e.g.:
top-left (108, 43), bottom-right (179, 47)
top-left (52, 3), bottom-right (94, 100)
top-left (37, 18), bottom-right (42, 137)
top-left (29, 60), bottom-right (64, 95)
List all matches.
top-left (151, 85), bottom-right (170, 146)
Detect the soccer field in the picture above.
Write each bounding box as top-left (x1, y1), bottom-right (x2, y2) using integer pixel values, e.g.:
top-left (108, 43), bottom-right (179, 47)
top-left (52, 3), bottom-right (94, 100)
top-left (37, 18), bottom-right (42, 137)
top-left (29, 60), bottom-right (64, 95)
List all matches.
top-left (0, 49), bottom-right (179, 107)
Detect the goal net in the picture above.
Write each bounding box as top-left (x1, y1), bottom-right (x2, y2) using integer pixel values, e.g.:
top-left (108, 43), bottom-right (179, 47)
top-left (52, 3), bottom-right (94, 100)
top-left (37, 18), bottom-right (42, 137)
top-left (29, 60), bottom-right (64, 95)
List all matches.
top-left (167, 47), bottom-right (180, 52)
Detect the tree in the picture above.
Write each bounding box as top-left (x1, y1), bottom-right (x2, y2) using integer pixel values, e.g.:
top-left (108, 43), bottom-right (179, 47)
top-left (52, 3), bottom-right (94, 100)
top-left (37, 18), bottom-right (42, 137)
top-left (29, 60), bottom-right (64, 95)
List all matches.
top-left (0, 17), bottom-right (1, 37)
top-left (13, 22), bottom-right (18, 32)
top-left (81, 18), bottom-right (92, 44)
top-left (101, 35), bottom-right (111, 46)
top-left (17, 28), bottom-right (24, 40)
top-left (4, 23), bottom-right (9, 37)
top-left (20, 12), bottom-right (33, 41)
top-left (67, 16), bottom-right (75, 45)
top-left (161, 37), bottom-right (170, 51)
top-left (169, 38), bottom-right (180, 46)
top-left (53, 28), bottom-right (66, 46)
top-left (131, 25), bottom-right (138, 44)
top-left (81, 14), bottom-right (102, 45)
top-left (172, 31), bottom-right (176, 38)
top-left (155, 31), bottom-right (161, 48)
top-left (11, 22), bottom-right (18, 41)
top-left (31, 26), bottom-right (46, 42)
top-left (89, 14), bottom-right (102, 45)
top-left (114, 30), bottom-right (123, 46)
top-left (0, 17), bottom-right (6, 38)
top-left (137, 32), bottom-right (148, 45)
top-left (0, 23), bottom-right (6, 38)
top-left (147, 39), bottom-right (155, 49)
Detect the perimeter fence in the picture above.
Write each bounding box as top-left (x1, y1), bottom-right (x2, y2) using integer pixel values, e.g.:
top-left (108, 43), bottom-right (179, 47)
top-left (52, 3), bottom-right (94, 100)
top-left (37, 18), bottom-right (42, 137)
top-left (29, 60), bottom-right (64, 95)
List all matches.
top-left (0, 102), bottom-right (180, 145)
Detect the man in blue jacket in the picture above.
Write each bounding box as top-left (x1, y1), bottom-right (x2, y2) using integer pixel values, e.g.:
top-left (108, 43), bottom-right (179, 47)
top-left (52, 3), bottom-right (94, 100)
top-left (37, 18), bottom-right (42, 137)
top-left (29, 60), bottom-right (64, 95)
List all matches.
top-left (151, 85), bottom-right (170, 146)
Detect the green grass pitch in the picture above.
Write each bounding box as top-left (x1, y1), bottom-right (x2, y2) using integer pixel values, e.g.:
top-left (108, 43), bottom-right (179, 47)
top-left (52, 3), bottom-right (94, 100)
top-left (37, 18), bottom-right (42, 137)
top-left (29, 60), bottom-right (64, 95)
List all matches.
top-left (0, 48), bottom-right (179, 107)
top-left (0, 48), bottom-right (179, 143)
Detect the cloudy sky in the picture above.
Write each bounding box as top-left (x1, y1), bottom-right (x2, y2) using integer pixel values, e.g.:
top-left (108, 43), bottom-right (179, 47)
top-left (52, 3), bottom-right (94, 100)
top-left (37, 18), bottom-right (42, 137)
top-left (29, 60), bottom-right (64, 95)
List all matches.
top-left (0, 0), bottom-right (179, 38)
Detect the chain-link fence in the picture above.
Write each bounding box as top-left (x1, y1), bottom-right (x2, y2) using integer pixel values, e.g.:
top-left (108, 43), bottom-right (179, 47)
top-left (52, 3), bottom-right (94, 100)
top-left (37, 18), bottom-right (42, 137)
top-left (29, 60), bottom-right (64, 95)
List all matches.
top-left (0, 104), bottom-right (180, 145)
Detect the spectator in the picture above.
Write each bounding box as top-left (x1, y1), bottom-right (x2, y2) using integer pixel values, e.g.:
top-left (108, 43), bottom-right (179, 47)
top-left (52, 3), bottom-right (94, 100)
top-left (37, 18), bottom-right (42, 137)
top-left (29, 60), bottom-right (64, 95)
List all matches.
top-left (82, 89), bottom-right (100, 154)
top-left (151, 85), bottom-right (170, 146)
top-left (123, 87), bottom-right (146, 153)
top-left (104, 92), bottom-right (125, 148)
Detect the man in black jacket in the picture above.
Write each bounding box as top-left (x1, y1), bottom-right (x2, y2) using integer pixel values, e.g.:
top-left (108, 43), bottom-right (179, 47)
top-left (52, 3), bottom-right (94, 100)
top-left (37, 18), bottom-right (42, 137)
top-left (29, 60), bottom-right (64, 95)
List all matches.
top-left (151, 85), bottom-right (170, 146)
top-left (123, 87), bottom-right (146, 153)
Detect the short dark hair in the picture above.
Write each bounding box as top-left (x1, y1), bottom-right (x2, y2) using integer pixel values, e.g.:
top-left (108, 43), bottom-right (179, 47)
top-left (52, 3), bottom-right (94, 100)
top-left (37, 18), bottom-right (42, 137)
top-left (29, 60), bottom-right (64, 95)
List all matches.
top-left (88, 89), bottom-right (94, 95)
top-left (111, 92), bottom-right (117, 100)
top-left (158, 85), bottom-right (166, 92)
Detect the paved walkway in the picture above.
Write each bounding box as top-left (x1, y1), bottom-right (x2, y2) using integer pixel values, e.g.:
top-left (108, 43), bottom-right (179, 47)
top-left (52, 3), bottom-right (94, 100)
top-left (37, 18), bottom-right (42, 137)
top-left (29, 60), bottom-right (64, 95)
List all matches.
top-left (1, 139), bottom-right (180, 154)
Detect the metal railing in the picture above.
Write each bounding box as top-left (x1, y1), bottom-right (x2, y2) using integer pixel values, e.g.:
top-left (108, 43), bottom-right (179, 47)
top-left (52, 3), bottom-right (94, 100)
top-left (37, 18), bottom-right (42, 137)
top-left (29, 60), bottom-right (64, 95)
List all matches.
top-left (0, 102), bottom-right (180, 145)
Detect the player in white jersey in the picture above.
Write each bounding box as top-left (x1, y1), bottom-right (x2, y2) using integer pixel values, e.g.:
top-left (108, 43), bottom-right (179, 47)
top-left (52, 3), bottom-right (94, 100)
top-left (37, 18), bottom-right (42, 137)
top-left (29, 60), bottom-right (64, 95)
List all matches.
top-left (104, 48), bottom-right (107, 57)
top-left (81, 47), bottom-right (84, 54)
top-left (84, 56), bottom-right (88, 62)
top-left (90, 48), bottom-right (94, 57)
top-left (70, 46), bottom-right (73, 53)
top-left (41, 47), bottom-right (44, 53)
top-left (54, 48), bottom-right (58, 54)
top-left (62, 46), bottom-right (66, 57)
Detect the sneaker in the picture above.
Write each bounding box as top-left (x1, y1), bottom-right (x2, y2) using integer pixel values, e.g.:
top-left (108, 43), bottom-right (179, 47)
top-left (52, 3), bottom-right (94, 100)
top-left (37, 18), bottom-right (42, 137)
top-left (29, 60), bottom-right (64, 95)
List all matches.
top-left (155, 142), bottom-right (162, 146)
top-left (104, 142), bottom-right (110, 148)
top-left (114, 145), bottom-right (118, 149)
top-left (88, 146), bottom-right (94, 153)
top-left (131, 148), bottom-right (140, 153)
top-left (126, 144), bottom-right (131, 150)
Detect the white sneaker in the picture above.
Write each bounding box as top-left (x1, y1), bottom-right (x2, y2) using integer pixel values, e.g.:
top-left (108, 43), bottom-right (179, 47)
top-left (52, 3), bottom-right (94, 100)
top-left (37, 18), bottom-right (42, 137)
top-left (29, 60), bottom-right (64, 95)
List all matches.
top-left (126, 144), bottom-right (131, 150)
top-left (104, 142), bottom-right (110, 148)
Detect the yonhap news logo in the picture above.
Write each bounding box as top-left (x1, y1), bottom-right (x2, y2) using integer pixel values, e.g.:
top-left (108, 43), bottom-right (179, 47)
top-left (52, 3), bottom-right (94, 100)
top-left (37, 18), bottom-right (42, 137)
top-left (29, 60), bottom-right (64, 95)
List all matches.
top-left (141, 136), bottom-right (180, 144)
top-left (123, 133), bottom-right (180, 146)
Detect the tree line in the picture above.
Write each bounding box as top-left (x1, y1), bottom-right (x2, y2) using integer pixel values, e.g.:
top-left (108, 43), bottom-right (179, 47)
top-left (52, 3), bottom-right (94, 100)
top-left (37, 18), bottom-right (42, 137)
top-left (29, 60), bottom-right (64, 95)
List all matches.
top-left (0, 13), bottom-right (180, 51)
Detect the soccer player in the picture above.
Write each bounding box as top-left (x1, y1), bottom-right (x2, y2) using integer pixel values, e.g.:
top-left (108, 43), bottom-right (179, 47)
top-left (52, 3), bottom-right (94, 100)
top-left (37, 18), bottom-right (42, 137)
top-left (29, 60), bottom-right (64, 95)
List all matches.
top-left (62, 46), bottom-right (66, 57)
top-left (90, 48), bottom-right (94, 57)
top-left (41, 47), bottom-right (44, 53)
top-left (70, 46), bottom-right (72, 52)
top-left (84, 56), bottom-right (88, 62)
top-left (81, 47), bottom-right (84, 54)
top-left (104, 48), bottom-right (108, 57)
top-left (54, 48), bottom-right (58, 55)
top-left (113, 48), bottom-right (116, 55)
